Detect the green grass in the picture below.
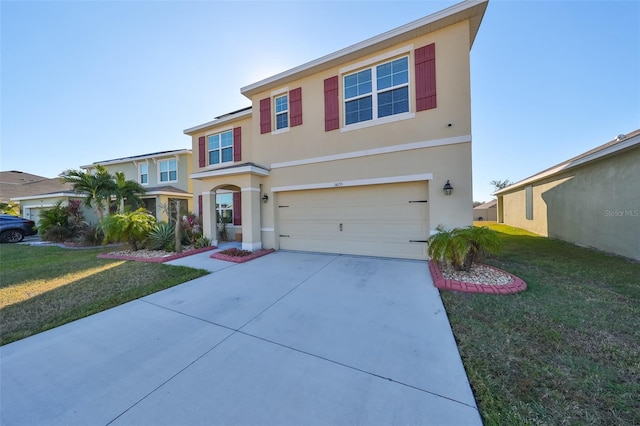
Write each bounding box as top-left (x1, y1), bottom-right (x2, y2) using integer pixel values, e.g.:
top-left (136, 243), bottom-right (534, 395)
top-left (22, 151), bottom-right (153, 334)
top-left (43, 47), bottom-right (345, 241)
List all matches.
top-left (441, 224), bottom-right (640, 425)
top-left (0, 244), bottom-right (208, 345)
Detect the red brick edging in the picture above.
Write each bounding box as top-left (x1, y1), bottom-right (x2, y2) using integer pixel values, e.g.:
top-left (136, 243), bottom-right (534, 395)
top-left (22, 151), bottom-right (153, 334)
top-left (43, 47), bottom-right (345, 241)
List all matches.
top-left (428, 260), bottom-right (527, 295)
top-left (209, 248), bottom-right (275, 263)
top-left (97, 246), bottom-right (217, 263)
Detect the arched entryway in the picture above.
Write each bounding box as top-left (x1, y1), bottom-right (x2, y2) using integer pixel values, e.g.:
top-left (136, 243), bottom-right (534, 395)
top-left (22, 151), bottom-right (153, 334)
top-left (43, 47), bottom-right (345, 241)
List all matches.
top-left (206, 184), bottom-right (242, 245)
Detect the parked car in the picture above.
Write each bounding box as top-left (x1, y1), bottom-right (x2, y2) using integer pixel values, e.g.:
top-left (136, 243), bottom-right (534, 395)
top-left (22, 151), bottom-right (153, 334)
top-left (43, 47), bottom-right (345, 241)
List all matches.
top-left (0, 214), bottom-right (38, 243)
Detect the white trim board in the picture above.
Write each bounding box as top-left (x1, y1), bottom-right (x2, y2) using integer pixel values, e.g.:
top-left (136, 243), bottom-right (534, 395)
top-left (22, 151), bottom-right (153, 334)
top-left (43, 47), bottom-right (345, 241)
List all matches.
top-left (190, 165), bottom-right (270, 180)
top-left (271, 173), bottom-right (433, 192)
top-left (270, 135), bottom-right (470, 169)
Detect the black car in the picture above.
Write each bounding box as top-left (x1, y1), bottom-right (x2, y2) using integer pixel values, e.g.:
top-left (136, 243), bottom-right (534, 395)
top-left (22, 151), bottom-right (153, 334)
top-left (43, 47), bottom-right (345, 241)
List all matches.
top-left (0, 214), bottom-right (38, 243)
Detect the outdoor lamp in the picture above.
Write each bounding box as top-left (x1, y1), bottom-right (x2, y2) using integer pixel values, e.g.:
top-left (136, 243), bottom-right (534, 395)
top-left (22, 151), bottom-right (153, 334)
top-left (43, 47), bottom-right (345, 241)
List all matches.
top-left (443, 180), bottom-right (453, 196)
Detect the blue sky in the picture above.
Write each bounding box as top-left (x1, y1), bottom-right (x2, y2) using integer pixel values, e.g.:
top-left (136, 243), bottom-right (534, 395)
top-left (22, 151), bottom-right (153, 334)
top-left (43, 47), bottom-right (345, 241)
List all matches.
top-left (2, 0), bottom-right (638, 202)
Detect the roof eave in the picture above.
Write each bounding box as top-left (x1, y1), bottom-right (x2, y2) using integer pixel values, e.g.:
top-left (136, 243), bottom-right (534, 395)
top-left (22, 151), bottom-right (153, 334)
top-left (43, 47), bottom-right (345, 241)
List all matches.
top-left (494, 132), bottom-right (640, 195)
top-left (81, 149), bottom-right (192, 169)
top-left (240, 0), bottom-right (488, 98)
top-left (183, 108), bottom-right (253, 135)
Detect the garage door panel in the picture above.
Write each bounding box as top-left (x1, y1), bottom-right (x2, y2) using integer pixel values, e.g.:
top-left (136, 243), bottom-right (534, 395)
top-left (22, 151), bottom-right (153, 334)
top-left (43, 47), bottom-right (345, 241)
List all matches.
top-left (277, 182), bottom-right (429, 260)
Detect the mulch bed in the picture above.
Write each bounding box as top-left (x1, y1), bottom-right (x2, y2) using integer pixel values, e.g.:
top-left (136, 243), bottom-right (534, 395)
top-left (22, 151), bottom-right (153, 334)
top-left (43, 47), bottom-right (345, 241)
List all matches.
top-left (209, 248), bottom-right (275, 263)
top-left (429, 260), bottom-right (527, 294)
top-left (97, 246), bottom-right (217, 263)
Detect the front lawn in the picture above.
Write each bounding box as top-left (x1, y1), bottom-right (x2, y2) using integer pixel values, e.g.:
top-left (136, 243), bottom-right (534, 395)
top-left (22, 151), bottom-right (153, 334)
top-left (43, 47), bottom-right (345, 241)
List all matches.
top-left (441, 224), bottom-right (640, 425)
top-left (0, 244), bottom-right (208, 345)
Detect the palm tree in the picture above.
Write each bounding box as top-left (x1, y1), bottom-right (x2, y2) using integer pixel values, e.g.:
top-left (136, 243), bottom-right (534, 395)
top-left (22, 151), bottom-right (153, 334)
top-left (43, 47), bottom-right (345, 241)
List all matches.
top-left (113, 172), bottom-right (146, 214)
top-left (427, 225), bottom-right (502, 272)
top-left (61, 165), bottom-right (115, 221)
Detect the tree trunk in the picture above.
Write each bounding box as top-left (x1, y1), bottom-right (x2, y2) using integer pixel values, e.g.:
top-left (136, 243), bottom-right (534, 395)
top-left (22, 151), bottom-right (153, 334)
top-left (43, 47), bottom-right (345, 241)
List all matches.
top-left (174, 200), bottom-right (182, 253)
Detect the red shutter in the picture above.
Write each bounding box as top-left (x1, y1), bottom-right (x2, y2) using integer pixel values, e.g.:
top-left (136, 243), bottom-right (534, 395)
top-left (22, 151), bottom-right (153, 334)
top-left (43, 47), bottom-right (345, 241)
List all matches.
top-left (415, 43), bottom-right (437, 111)
top-left (289, 87), bottom-right (303, 127)
top-left (324, 76), bottom-right (339, 131)
top-left (198, 195), bottom-right (203, 217)
top-left (198, 136), bottom-right (206, 167)
top-left (260, 98), bottom-right (271, 134)
top-left (233, 127), bottom-right (242, 162)
top-left (233, 192), bottom-right (242, 226)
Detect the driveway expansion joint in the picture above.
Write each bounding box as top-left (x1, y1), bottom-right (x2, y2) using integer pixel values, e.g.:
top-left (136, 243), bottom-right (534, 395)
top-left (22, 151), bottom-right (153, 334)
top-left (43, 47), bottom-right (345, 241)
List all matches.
top-left (236, 329), bottom-right (479, 411)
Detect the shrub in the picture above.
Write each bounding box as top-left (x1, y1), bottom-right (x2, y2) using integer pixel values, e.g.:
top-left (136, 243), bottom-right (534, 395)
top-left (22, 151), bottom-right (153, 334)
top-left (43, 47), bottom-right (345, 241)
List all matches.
top-left (38, 200), bottom-right (90, 243)
top-left (427, 225), bottom-right (502, 272)
top-left (77, 223), bottom-right (104, 246)
top-left (102, 208), bottom-right (156, 250)
top-left (43, 225), bottom-right (71, 243)
top-left (147, 222), bottom-right (176, 251)
top-left (194, 236), bottom-right (211, 249)
top-left (181, 213), bottom-right (203, 245)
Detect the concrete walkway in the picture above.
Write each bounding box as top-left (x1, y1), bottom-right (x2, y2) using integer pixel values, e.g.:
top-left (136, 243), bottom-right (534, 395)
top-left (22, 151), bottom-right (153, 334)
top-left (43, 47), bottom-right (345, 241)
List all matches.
top-left (0, 250), bottom-right (482, 425)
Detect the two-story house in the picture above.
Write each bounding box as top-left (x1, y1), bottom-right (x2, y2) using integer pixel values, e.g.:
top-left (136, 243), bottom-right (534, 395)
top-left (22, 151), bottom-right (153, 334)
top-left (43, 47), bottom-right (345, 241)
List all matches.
top-left (82, 149), bottom-right (193, 222)
top-left (185, 0), bottom-right (488, 260)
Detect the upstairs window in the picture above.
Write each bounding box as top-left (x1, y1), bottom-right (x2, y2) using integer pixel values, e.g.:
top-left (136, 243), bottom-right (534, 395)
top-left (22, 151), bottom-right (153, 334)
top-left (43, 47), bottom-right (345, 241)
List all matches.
top-left (159, 159), bottom-right (177, 183)
top-left (344, 56), bottom-right (409, 126)
top-left (139, 163), bottom-right (148, 184)
top-left (275, 94), bottom-right (289, 130)
top-left (259, 87), bottom-right (302, 134)
top-left (208, 130), bottom-right (233, 165)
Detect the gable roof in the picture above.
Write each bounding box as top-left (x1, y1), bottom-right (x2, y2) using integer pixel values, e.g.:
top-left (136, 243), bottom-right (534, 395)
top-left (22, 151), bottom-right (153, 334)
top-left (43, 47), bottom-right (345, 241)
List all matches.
top-left (0, 171), bottom-right (73, 203)
top-left (241, 0), bottom-right (488, 98)
top-left (473, 199), bottom-right (497, 210)
top-left (495, 129), bottom-right (640, 195)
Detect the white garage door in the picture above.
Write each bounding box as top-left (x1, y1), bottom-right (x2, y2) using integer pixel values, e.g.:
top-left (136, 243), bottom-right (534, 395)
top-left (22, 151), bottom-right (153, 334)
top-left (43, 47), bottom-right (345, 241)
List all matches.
top-left (277, 182), bottom-right (430, 260)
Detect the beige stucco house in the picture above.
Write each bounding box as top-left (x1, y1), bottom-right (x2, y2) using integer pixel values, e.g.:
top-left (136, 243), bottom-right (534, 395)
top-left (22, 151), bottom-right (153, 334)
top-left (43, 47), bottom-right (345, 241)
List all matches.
top-left (82, 149), bottom-right (193, 222)
top-left (495, 129), bottom-right (640, 261)
top-left (184, 0), bottom-right (488, 260)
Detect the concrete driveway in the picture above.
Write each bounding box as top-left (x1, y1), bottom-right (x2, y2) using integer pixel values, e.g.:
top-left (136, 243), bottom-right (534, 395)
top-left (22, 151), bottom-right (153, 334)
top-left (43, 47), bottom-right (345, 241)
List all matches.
top-left (0, 251), bottom-right (481, 425)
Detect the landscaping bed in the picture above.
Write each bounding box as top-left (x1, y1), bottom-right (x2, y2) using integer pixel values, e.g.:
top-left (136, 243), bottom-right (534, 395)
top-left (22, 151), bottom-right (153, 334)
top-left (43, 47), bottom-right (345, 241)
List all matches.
top-left (210, 248), bottom-right (275, 263)
top-left (429, 260), bottom-right (526, 294)
top-left (97, 245), bottom-right (217, 263)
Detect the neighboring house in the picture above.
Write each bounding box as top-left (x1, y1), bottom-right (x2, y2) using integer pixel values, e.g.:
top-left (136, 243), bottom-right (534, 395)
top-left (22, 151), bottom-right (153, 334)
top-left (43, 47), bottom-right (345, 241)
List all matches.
top-left (473, 199), bottom-right (497, 221)
top-left (1, 170), bottom-right (89, 226)
top-left (1, 170), bottom-right (72, 203)
top-left (82, 149), bottom-right (193, 222)
top-left (184, 0), bottom-right (488, 260)
top-left (495, 129), bottom-right (640, 261)
top-left (11, 191), bottom-right (98, 227)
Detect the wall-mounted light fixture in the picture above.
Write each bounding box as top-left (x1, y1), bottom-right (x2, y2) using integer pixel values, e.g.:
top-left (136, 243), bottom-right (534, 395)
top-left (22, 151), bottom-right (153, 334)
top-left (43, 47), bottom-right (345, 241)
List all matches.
top-left (443, 180), bottom-right (453, 196)
top-left (262, 193), bottom-right (269, 203)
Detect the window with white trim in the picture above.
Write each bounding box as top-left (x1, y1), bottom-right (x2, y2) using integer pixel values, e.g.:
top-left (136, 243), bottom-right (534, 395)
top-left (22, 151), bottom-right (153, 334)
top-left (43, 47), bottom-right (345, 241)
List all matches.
top-left (159, 159), bottom-right (177, 183)
top-left (275, 94), bottom-right (289, 130)
top-left (208, 130), bottom-right (233, 165)
top-left (344, 56), bottom-right (409, 125)
top-left (139, 163), bottom-right (148, 184)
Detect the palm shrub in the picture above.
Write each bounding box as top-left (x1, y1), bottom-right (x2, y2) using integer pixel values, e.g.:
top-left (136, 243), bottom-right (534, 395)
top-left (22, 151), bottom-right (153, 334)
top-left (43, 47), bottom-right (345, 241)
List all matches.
top-left (102, 208), bottom-right (156, 250)
top-left (38, 202), bottom-right (72, 242)
top-left (457, 225), bottom-right (502, 271)
top-left (147, 222), bottom-right (176, 251)
top-left (427, 225), bottom-right (502, 272)
top-left (427, 225), bottom-right (467, 270)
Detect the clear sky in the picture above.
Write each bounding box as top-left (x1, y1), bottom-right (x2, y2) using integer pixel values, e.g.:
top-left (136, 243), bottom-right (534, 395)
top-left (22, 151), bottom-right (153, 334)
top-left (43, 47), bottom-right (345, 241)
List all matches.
top-left (2, 0), bottom-right (638, 202)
